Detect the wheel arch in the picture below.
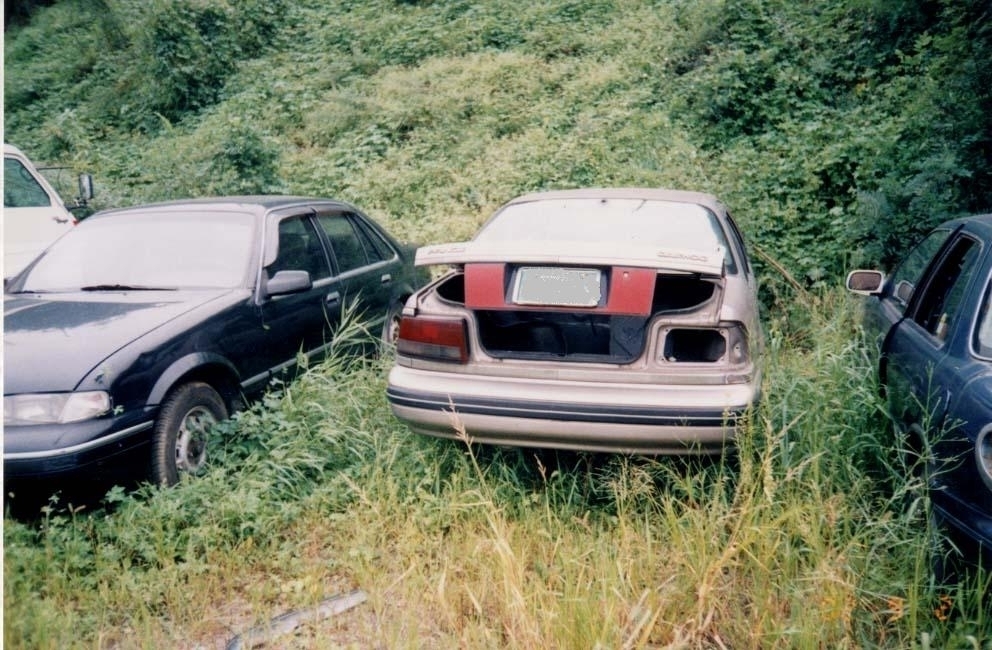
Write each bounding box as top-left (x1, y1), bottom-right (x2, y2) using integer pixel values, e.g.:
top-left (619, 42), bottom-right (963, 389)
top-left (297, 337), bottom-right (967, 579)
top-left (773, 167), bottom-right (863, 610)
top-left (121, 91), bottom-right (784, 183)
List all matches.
top-left (147, 353), bottom-right (243, 412)
top-left (393, 282), bottom-right (417, 306)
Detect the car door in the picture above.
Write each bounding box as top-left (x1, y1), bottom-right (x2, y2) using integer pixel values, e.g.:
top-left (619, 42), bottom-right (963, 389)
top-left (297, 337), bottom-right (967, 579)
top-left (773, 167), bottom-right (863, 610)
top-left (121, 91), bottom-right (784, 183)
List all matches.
top-left (867, 228), bottom-right (956, 345)
top-left (941, 276), bottom-right (992, 498)
top-left (884, 232), bottom-right (984, 446)
top-left (314, 209), bottom-right (402, 335)
top-left (3, 153), bottom-right (77, 277)
top-left (255, 209), bottom-right (341, 378)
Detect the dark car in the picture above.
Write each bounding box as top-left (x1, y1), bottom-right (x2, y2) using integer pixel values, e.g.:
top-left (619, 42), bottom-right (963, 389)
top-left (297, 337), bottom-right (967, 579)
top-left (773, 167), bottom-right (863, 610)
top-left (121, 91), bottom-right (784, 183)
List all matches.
top-left (4, 196), bottom-right (423, 488)
top-left (847, 214), bottom-right (992, 568)
top-left (387, 188), bottom-right (762, 454)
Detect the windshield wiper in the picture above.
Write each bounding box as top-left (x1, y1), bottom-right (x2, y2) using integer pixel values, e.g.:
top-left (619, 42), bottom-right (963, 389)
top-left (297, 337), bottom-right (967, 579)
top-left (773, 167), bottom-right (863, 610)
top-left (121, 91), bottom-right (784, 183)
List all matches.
top-left (80, 284), bottom-right (177, 291)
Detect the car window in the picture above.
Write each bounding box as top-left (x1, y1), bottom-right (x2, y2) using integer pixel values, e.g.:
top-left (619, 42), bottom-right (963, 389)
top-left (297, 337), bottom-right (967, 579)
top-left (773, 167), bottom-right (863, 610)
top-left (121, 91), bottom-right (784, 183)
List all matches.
top-left (975, 278), bottom-right (992, 357)
top-left (912, 235), bottom-right (981, 342)
top-left (269, 216), bottom-right (331, 281)
top-left (4, 157), bottom-right (52, 208)
top-left (317, 214), bottom-right (369, 274)
top-left (351, 214), bottom-right (395, 264)
top-left (724, 212), bottom-right (750, 274)
top-left (19, 211), bottom-right (256, 290)
top-left (887, 228), bottom-right (953, 314)
top-left (478, 198), bottom-right (738, 274)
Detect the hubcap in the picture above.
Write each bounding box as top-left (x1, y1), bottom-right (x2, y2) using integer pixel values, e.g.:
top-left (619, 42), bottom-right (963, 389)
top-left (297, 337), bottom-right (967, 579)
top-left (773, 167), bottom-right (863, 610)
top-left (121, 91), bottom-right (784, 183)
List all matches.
top-left (175, 405), bottom-right (216, 473)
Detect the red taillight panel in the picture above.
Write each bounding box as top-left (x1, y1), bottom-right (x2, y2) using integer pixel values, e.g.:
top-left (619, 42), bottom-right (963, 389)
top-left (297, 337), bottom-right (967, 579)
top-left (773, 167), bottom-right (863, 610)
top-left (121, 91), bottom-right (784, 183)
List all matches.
top-left (463, 263), bottom-right (655, 315)
top-left (464, 263), bottom-right (506, 309)
top-left (605, 267), bottom-right (655, 315)
top-left (397, 316), bottom-right (469, 363)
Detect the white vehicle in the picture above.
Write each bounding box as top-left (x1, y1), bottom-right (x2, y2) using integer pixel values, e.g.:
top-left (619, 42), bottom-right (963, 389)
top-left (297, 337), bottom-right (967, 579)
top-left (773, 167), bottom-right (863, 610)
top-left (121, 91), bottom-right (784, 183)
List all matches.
top-left (3, 144), bottom-right (92, 278)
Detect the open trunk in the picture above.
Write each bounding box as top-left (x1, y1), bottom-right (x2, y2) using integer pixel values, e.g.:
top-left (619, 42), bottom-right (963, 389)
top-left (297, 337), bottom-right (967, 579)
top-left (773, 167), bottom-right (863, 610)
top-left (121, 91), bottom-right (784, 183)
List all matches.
top-left (435, 270), bottom-right (722, 363)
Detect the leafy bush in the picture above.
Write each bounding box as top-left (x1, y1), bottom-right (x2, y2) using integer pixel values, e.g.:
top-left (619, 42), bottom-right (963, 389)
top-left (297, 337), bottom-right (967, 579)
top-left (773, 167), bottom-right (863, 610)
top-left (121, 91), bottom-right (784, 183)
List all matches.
top-left (206, 127), bottom-right (283, 195)
top-left (6, 0), bottom-right (990, 280)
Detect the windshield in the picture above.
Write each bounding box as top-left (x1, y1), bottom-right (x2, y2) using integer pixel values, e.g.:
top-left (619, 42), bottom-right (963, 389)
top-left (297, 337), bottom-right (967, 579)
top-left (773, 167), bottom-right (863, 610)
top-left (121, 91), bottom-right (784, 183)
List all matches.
top-left (477, 198), bottom-right (736, 272)
top-left (17, 211), bottom-right (257, 292)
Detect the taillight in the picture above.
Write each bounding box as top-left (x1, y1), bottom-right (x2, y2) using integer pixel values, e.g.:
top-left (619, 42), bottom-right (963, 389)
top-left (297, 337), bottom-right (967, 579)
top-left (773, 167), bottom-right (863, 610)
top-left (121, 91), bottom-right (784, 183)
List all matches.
top-left (657, 324), bottom-right (750, 365)
top-left (397, 316), bottom-right (469, 363)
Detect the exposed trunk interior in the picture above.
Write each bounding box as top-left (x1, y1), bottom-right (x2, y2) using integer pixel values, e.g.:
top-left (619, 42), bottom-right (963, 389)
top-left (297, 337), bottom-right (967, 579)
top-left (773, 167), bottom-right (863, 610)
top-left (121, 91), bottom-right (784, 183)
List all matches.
top-left (651, 275), bottom-right (716, 311)
top-left (432, 271), bottom-right (721, 363)
top-left (477, 311), bottom-right (647, 362)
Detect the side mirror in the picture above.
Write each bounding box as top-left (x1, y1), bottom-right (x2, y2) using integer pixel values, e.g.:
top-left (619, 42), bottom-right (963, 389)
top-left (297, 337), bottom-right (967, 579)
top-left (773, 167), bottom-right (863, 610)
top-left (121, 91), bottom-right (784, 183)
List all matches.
top-left (845, 270), bottom-right (885, 295)
top-left (67, 173), bottom-right (96, 219)
top-left (265, 270), bottom-right (312, 297)
top-left (77, 173), bottom-right (94, 203)
top-left (894, 280), bottom-right (914, 305)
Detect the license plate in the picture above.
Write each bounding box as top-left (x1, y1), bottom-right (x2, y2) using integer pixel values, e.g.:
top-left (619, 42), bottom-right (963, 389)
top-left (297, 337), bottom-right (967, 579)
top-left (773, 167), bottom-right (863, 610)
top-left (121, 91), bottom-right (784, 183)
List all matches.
top-left (512, 267), bottom-right (602, 307)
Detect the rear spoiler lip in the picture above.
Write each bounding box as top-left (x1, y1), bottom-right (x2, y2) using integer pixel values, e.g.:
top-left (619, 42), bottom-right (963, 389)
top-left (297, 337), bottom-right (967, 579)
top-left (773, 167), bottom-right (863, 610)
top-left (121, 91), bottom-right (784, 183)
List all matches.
top-left (415, 240), bottom-right (725, 277)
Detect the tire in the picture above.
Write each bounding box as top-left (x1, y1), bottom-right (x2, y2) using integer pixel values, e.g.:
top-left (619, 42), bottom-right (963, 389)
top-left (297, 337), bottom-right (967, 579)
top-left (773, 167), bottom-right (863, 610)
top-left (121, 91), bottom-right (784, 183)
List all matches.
top-left (151, 382), bottom-right (227, 486)
top-left (381, 301), bottom-right (404, 349)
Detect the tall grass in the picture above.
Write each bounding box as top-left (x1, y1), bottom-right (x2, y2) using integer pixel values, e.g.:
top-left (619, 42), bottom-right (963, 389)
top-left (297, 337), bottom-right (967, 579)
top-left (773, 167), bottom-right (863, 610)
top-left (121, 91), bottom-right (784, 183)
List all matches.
top-left (5, 0), bottom-right (991, 646)
top-left (5, 292), bottom-right (989, 648)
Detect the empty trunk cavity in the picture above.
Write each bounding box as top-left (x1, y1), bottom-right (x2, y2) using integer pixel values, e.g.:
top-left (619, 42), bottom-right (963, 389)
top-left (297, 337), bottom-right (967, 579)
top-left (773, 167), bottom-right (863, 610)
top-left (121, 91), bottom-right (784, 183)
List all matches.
top-left (663, 328), bottom-right (726, 362)
top-left (652, 275), bottom-right (716, 312)
top-left (477, 311), bottom-right (647, 362)
top-left (436, 273), bottom-right (466, 303)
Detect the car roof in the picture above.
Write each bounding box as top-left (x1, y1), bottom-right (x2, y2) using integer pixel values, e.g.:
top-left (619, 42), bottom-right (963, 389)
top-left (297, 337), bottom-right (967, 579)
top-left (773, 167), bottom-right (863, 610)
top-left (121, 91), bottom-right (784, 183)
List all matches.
top-left (501, 188), bottom-right (728, 215)
top-left (945, 213), bottom-right (992, 236)
top-left (90, 196), bottom-right (359, 220)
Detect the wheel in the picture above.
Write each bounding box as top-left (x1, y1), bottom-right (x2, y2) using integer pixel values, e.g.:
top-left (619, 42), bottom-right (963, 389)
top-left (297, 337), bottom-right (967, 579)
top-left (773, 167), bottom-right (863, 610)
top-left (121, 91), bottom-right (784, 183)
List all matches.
top-left (381, 301), bottom-right (404, 349)
top-left (151, 382), bottom-right (227, 486)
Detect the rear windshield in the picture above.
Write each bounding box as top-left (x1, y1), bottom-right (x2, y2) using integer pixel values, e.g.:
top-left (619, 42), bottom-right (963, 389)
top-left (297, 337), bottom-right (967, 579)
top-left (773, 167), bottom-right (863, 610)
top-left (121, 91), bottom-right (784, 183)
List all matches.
top-left (18, 211), bottom-right (256, 291)
top-left (477, 198), bottom-right (737, 273)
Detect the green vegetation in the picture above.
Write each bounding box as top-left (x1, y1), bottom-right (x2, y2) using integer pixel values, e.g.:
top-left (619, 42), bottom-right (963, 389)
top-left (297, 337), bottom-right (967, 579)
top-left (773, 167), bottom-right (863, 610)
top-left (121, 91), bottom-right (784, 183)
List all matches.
top-left (5, 299), bottom-right (989, 647)
top-left (4, 0), bottom-right (991, 647)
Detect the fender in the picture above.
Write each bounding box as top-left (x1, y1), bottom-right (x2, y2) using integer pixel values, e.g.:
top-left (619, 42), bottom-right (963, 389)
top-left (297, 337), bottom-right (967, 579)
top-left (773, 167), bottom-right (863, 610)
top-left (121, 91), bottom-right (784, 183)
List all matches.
top-left (146, 352), bottom-right (241, 406)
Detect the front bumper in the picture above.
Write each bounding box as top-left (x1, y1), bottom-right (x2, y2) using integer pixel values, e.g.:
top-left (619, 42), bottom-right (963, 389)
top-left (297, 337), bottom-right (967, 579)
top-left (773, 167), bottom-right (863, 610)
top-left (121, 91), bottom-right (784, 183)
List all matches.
top-left (4, 412), bottom-right (155, 480)
top-left (387, 365), bottom-right (758, 454)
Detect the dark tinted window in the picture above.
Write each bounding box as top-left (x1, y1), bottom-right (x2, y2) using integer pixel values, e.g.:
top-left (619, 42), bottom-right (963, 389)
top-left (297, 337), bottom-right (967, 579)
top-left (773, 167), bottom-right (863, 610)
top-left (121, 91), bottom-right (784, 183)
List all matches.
top-left (352, 215), bottom-right (394, 263)
top-left (913, 235), bottom-right (980, 342)
top-left (888, 229), bottom-right (953, 314)
top-left (317, 214), bottom-right (368, 273)
top-left (269, 216), bottom-right (331, 281)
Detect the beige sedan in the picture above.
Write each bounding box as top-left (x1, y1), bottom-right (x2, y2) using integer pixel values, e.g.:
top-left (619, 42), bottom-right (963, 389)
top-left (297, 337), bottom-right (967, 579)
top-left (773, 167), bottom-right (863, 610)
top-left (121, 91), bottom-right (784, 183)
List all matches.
top-left (386, 188), bottom-right (762, 454)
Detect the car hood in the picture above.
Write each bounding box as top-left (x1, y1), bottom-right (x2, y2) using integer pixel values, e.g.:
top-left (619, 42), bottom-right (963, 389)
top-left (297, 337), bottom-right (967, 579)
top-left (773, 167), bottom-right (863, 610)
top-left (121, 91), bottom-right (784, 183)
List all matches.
top-left (3, 290), bottom-right (236, 393)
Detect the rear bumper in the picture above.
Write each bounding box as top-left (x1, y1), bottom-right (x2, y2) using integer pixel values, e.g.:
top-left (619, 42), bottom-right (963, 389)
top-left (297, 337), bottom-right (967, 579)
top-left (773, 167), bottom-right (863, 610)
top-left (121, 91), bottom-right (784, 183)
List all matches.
top-left (387, 365), bottom-right (758, 454)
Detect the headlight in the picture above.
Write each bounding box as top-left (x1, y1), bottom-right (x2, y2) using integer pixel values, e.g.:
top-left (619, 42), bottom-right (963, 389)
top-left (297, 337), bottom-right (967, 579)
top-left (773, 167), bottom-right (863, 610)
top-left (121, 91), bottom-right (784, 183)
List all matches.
top-left (977, 427), bottom-right (992, 493)
top-left (4, 392), bottom-right (111, 425)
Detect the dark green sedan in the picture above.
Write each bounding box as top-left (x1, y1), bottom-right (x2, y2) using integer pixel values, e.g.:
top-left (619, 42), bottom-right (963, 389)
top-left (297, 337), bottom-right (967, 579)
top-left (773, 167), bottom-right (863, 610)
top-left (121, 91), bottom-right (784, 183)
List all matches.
top-left (4, 196), bottom-right (423, 488)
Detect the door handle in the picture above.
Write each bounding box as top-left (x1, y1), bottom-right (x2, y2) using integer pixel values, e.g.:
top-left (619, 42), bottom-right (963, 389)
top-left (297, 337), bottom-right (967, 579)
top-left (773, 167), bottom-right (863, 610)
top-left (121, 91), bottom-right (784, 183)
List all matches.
top-left (380, 273), bottom-right (392, 285)
top-left (326, 291), bottom-right (341, 305)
